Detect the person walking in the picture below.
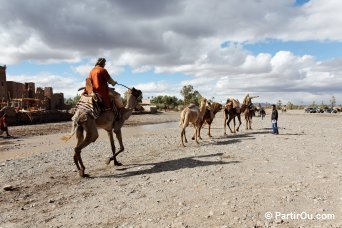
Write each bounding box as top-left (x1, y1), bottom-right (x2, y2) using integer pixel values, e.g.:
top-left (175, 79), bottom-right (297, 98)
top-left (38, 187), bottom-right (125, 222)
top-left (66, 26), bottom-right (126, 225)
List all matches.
top-left (0, 113), bottom-right (12, 138)
top-left (271, 104), bottom-right (279, 134)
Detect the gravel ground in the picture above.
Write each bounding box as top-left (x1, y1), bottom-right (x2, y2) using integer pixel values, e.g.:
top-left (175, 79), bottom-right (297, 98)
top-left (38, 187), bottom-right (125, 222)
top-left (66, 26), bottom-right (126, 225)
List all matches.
top-left (0, 110), bottom-right (341, 227)
top-left (4, 112), bottom-right (178, 138)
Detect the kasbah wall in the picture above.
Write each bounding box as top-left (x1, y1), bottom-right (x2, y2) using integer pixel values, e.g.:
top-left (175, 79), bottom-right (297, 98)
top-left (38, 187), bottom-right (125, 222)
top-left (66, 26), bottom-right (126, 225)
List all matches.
top-left (0, 65), bottom-right (67, 110)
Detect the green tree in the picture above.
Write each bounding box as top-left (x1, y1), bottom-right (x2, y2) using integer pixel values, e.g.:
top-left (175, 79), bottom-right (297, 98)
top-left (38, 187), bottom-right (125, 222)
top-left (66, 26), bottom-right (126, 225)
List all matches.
top-left (180, 85), bottom-right (202, 105)
top-left (64, 94), bottom-right (81, 107)
top-left (311, 101), bottom-right (317, 108)
top-left (151, 95), bottom-right (181, 111)
top-left (287, 101), bottom-right (294, 110)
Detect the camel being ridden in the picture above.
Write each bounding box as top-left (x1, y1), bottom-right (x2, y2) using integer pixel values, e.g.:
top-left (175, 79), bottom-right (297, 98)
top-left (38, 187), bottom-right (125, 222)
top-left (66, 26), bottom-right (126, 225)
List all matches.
top-left (62, 87), bottom-right (142, 177)
top-left (242, 94), bottom-right (258, 130)
top-left (223, 98), bottom-right (246, 136)
top-left (192, 102), bottom-right (222, 140)
top-left (244, 105), bottom-right (255, 130)
top-left (179, 98), bottom-right (208, 147)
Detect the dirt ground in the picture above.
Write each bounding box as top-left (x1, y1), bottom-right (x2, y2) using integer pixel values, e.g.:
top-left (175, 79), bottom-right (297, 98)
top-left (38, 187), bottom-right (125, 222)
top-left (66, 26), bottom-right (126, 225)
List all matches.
top-left (0, 110), bottom-right (341, 227)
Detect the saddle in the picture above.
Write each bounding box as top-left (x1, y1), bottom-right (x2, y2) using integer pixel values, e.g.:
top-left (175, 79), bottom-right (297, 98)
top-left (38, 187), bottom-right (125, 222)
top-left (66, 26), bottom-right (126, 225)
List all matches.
top-left (79, 78), bottom-right (120, 120)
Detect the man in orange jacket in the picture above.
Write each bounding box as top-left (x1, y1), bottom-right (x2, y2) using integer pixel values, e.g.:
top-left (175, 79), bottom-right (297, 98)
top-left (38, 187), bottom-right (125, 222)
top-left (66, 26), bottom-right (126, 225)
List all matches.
top-left (88, 58), bottom-right (129, 119)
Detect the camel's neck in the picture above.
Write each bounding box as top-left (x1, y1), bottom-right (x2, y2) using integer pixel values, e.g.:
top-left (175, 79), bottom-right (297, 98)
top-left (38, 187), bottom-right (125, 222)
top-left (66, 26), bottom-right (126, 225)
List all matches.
top-left (125, 93), bottom-right (137, 109)
top-left (199, 103), bottom-right (206, 113)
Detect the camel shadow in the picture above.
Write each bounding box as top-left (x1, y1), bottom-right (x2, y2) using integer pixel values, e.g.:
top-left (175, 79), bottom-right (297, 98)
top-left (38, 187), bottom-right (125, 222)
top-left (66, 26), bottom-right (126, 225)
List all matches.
top-left (213, 139), bottom-right (243, 145)
top-left (0, 136), bottom-right (18, 141)
top-left (98, 153), bottom-right (240, 178)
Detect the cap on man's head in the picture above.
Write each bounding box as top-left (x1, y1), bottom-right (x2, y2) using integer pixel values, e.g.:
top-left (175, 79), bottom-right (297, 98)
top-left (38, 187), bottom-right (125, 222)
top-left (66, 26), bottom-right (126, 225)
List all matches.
top-left (95, 58), bottom-right (106, 66)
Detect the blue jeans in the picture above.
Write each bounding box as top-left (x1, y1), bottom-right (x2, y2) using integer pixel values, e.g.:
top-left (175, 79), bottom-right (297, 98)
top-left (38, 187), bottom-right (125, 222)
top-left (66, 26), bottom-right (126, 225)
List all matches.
top-left (272, 121), bottom-right (279, 134)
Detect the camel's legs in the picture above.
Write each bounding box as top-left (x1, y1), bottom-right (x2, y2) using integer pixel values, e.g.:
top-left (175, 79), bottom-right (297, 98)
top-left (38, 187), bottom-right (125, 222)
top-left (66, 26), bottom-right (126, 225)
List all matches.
top-left (180, 119), bottom-right (191, 147)
top-left (194, 124), bottom-right (203, 140)
top-left (180, 127), bottom-right (186, 146)
top-left (105, 129), bottom-right (124, 166)
top-left (245, 115), bottom-right (252, 130)
top-left (73, 127), bottom-right (84, 171)
top-left (194, 126), bottom-right (199, 144)
top-left (223, 110), bottom-right (228, 136)
top-left (227, 116), bottom-right (235, 133)
top-left (115, 129), bottom-right (124, 154)
top-left (74, 122), bottom-right (99, 177)
top-left (236, 114), bottom-right (242, 132)
top-left (208, 123), bottom-right (212, 137)
top-left (192, 123), bottom-right (202, 140)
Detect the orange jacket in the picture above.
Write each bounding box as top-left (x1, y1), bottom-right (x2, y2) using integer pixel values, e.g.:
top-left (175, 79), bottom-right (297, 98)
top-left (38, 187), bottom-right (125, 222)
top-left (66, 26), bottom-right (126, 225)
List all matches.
top-left (88, 66), bottom-right (112, 108)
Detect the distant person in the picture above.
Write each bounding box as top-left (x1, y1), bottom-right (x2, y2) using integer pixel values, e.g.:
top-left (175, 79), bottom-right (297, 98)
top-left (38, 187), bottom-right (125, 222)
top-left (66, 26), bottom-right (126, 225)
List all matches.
top-left (260, 107), bottom-right (266, 120)
top-left (0, 113), bottom-right (12, 138)
top-left (271, 104), bottom-right (279, 134)
top-left (88, 58), bottom-right (129, 120)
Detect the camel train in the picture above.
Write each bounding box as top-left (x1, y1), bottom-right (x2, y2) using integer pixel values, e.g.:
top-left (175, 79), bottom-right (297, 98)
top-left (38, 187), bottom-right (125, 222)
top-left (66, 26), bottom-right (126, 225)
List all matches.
top-left (180, 94), bottom-right (259, 146)
top-left (222, 94), bottom-right (258, 135)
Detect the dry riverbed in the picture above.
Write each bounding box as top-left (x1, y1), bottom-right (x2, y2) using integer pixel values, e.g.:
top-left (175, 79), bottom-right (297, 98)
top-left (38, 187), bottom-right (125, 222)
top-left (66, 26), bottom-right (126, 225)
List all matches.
top-left (0, 110), bottom-right (341, 227)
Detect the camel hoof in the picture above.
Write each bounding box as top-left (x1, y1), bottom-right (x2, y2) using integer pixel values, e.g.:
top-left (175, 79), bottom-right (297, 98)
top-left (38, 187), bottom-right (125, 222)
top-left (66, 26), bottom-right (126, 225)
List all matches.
top-left (114, 161), bottom-right (123, 166)
top-left (105, 157), bottom-right (112, 165)
top-left (79, 170), bottom-right (89, 178)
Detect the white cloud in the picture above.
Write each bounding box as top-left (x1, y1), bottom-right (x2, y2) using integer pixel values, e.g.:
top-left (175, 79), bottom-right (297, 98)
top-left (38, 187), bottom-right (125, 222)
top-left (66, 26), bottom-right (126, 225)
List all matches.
top-left (1, 0), bottom-right (342, 104)
top-left (6, 73), bottom-right (84, 98)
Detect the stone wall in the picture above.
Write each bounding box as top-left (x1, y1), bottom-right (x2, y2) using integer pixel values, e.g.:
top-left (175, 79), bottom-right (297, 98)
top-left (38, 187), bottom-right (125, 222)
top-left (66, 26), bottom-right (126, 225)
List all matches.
top-left (0, 65), bottom-right (7, 100)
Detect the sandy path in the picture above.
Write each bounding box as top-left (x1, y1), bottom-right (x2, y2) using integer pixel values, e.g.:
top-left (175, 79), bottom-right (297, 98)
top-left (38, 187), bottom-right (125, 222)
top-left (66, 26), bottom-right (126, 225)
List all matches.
top-left (0, 110), bottom-right (341, 227)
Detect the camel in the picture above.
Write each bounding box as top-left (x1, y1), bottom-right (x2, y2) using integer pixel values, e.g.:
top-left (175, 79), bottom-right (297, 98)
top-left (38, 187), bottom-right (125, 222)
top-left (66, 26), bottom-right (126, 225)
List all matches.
top-left (192, 102), bottom-right (222, 140)
top-left (244, 104), bottom-right (255, 130)
top-left (242, 94), bottom-right (258, 130)
top-left (62, 87), bottom-right (142, 177)
top-left (223, 98), bottom-right (246, 136)
top-left (179, 98), bottom-right (207, 147)
top-left (281, 105), bottom-right (287, 112)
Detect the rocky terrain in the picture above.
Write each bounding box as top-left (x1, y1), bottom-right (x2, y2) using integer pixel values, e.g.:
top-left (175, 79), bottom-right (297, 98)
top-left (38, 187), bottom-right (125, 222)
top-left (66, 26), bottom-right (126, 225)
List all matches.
top-left (0, 110), bottom-right (341, 227)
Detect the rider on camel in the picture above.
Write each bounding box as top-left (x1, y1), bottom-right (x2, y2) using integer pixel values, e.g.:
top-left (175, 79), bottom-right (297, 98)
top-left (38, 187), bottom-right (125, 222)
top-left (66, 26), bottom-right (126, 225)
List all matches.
top-left (88, 58), bottom-right (130, 120)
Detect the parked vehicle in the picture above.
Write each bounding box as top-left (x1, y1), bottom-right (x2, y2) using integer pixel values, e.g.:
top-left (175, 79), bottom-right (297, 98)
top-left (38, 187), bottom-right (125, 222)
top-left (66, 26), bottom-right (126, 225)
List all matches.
top-left (305, 107), bottom-right (316, 113)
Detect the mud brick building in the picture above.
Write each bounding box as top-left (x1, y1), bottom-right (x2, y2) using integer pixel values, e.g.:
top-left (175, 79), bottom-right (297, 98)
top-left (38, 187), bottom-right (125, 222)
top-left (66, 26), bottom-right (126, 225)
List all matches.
top-left (0, 65), bottom-right (7, 100)
top-left (0, 65), bottom-right (67, 110)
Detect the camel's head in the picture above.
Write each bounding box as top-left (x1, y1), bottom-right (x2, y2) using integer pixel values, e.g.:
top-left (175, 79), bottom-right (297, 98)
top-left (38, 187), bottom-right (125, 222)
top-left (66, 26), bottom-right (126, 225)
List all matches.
top-left (211, 102), bottom-right (223, 114)
top-left (125, 87), bottom-right (142, 109)
top-left (130, 87), bottom-right (142, 98)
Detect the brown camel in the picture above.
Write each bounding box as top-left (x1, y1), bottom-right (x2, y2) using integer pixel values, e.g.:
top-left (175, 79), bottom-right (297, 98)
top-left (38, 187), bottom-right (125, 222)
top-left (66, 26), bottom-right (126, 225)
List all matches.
top-left (179, 98), bottom-right (207, 147)
top-left (62, 87), bottom-right (142, 177)
top-left (223, 99), bottom-right (247, 136)
top-left (244, 104), bottom-right (255, 130)
top-left (242, 94), bottom-right (258, 130)
top-left (192, 102), bottom-right (222, 140)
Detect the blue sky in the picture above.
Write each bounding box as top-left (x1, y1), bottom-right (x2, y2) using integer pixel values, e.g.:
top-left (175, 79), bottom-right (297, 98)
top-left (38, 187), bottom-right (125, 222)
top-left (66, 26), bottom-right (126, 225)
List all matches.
top-left (1, 0), bottom-right (342, 105)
